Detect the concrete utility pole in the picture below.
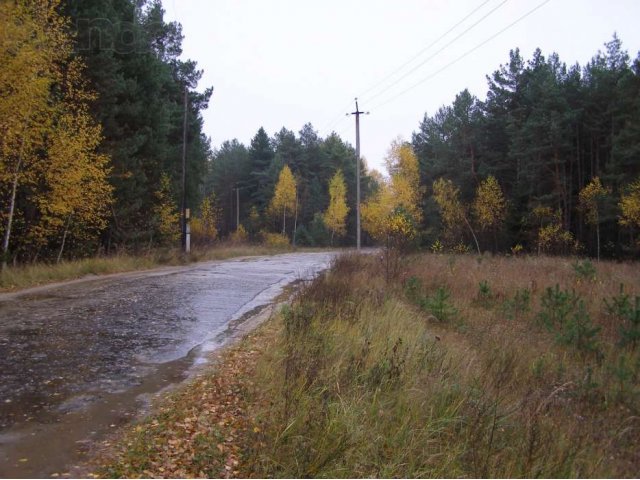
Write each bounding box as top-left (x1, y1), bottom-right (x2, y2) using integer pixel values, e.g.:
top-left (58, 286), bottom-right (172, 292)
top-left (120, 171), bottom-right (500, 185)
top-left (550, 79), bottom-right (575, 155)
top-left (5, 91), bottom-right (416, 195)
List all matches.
top-left (181, 86), bottom-right (190, 253)
top-left (233, 184), bottom-right (248, 231)
top-left (347, 98), bottom-right (369, 251)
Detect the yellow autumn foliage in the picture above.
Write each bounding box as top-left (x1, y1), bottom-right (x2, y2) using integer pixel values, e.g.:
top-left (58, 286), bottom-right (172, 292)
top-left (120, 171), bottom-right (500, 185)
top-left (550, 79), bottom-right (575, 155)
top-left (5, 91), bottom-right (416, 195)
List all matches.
top-left (361, 141), bottom-right (422, 246)
top-left (432, 178), bottom-right (466, 242)
top-left (191, 194), bottom-right (221, 245)
top-left (537, 223), bottom-right (575, 254)
top-left (532, 206), bottom-right (575, 255)
top-left (1, 0), bottom-right (112, 261)
top-left (230, 224), bottom-right (249, 244)
top-left (385, 139), bottom-right (422, 223)
top-left (579, 177), bottom-right (609, 226)
top-left (473, 175), bottom-right (507, 231)
top-left (261, 231), bottom-right (290, 248)
top-left (153, 173), bottom-right (180, 244)
top-left (323, 169), bottom-right (349, 240)
top-left (619, 178), bottom-right (640, 229)
top-left (268, 165), bottom-right (297, 233)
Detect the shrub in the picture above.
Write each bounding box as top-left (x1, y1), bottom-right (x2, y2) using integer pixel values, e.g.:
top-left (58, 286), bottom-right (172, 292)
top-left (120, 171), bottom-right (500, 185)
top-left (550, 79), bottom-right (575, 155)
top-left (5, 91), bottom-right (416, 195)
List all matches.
top-left (572, 259), bottom-right (597, 282)
top-left (261, 231), bottom-right (290, 248)
top-left (451, 242), bottom-right (471, 254)
top-left (431, 239), bottom-right (444, 253)
top-left (476, 280), bottom-right (493, 307)
top-left (537, 284), bottom-right (579, 331)
top-left (293, 225), bottom-right (313, 246)
top-left (538, 285), bottom-right (600, 356)
top-left (605, 285), bottom-right (640, 349)
top-left (555, 299), bottom-right (601, 356)
top-left (230, 225), bottom-right (248, 244)
top-left (308, 213), bottom-right (330, 246)
top-left (403, 276), bottom-right (423, 304)
top-left (501, 288), bottom-right (531, 321)
top-left (422, 286), bottom-right (458, 322)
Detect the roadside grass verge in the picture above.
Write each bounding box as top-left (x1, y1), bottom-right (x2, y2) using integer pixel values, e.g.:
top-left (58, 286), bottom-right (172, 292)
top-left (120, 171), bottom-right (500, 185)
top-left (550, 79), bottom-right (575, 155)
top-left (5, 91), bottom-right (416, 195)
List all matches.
top-left (96, 320), bottom-right (279, 479)
top-left (98, 253), bottom-right (640, 478)
top-left (0, 243), bottom-right (305, 292)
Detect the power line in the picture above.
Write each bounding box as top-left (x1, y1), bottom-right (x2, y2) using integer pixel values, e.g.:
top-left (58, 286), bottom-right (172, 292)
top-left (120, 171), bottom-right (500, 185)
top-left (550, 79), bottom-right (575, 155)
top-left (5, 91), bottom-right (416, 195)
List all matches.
top-left (336, 123), bottom-right (351, 140)
top-left (321, 98), bottom-right (358, 135)
top-left (371, 0), bottom-right (552, 110)
top-left (327, 116), bottom-right (350, 138)
top-left (321, 0), bottom-right (495, 137)
top-left (362, 0), bottom-right (510, 105)
top-left (356, 0), bottom-right (493, 101)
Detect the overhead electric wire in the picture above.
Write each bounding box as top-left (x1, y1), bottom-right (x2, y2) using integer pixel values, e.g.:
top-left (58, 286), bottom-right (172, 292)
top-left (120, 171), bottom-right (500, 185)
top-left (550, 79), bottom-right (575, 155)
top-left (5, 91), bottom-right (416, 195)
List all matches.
top-left (356, 0), bottom-right (493, 101)
top-left (370, 0), bottom-right (552, 111)
top-left (321, 98), bottom-right (359, 135)
top-left (336, 123), bottom-right (353, 143)
top-left (320, 0), bottom-right (494, 137)
top-left (362, 0), bottom-right (510, 105)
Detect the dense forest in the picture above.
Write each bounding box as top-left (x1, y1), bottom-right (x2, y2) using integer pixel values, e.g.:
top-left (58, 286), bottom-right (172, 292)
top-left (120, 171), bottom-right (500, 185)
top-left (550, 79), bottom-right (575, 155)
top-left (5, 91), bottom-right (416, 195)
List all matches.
top-left (210, 34), bottom-right (640, 259)
top-left (206, 126), bottom-right (376, 246)
top-left (1, 0), bottom-right (214, 264)
top-left (0, 0), bottom-right (370, 266)
top-left (412, 35), bottom-right (640, 259)
top-left (1, 0), bottom-right (639, 264)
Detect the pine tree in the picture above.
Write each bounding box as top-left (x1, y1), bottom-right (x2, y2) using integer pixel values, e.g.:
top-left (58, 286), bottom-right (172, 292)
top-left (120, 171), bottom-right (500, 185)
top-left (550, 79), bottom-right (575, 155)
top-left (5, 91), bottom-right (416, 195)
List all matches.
top-left (63, 0), bottom-right (212, 248)
top-left (249, 127), bottom-right (275, 211)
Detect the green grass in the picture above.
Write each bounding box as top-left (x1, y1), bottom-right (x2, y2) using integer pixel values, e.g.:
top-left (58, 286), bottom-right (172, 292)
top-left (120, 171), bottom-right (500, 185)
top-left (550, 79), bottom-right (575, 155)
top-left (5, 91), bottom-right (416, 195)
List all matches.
top-left (0, 243), bottom-right (305, 292)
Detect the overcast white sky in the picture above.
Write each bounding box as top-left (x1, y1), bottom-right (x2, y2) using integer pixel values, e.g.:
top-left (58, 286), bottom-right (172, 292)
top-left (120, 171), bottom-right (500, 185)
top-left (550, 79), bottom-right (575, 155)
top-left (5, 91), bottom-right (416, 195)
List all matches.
top-left (162, 0), bottom-right (640, 174)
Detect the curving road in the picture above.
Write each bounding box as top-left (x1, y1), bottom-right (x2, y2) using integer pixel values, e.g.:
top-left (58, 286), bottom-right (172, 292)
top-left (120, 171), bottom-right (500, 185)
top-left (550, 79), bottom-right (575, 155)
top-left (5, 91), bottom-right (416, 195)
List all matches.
top-left (0, 251), bottom-right (335, 478)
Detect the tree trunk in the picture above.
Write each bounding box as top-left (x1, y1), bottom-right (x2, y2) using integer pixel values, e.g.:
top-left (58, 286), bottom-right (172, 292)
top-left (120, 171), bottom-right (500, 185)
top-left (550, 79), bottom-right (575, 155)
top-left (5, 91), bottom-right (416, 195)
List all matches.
top-left (293, 191), bottom-right (298, 246)
top-left (596, 221), bottom-right (600, 262)
top-left (2, 111), bottom-right (33, 271)
top-left (282, 206), bottom-right (286, 235)
top-left (463, 215), bottom-right (481, 255)
top-left (2, 156), bottom-right (23, 272)
top-left (57, 215), bottom-right (72, 264)
top-left (470, 145), bottom-right (478, 182)
top-left (385, 235), bottom-right (390, 283)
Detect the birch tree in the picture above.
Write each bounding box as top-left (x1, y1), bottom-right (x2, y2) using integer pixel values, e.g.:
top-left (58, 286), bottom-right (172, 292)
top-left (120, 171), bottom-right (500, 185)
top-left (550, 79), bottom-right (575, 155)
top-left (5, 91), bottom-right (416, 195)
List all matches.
top-left (269, 165), bottom-right (296, 235)
top-left (323, 169), bottom-right (349, 244)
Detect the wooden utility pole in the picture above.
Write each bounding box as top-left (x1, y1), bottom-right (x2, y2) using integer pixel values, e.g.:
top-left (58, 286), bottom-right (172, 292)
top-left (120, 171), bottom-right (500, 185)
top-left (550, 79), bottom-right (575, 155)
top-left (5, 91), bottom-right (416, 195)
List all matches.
top-left (347, 98), bottom-right (368, 251)
top-left (181, 86), bottom-right (189, 253)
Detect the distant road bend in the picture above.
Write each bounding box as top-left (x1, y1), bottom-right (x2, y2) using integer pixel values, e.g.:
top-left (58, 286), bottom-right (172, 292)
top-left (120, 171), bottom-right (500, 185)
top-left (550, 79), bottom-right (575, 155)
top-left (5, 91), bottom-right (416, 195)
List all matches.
top-left (0, 251), bottom-right (335, 478)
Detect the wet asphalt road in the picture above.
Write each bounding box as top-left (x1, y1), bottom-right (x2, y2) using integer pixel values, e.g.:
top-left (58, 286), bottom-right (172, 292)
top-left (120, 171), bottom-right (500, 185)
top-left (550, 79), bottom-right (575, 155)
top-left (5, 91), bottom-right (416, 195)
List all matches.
top-left (0, 251), bottom-right (334, 477)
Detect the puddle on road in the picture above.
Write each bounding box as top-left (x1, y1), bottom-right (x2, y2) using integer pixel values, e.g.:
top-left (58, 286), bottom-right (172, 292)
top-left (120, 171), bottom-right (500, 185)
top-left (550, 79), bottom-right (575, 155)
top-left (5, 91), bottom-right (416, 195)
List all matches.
top-left (0, 252), bottom-right (334, 478)
top-left (0, 346), bottom-right (198, 478)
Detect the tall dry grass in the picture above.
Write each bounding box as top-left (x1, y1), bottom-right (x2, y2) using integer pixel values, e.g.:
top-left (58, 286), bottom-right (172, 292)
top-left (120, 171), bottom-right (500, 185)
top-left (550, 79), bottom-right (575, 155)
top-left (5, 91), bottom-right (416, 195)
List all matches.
top-left (0, 243), bottom-right (299, 291)
top-left (241, 253), bottom-right (640, 478)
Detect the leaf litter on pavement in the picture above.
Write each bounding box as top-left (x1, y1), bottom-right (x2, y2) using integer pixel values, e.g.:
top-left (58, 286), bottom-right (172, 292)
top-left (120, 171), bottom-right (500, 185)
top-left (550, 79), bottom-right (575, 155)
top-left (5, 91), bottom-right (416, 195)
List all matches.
top-left (94, 319), bottom-right (278, 478)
